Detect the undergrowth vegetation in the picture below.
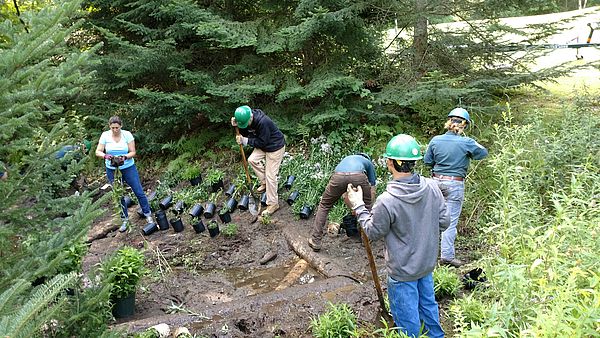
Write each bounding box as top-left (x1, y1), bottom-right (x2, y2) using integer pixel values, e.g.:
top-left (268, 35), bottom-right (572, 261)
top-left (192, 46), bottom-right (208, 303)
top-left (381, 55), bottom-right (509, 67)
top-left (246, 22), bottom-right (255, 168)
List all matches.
top-left (448, 92), bottom-right (600, 337)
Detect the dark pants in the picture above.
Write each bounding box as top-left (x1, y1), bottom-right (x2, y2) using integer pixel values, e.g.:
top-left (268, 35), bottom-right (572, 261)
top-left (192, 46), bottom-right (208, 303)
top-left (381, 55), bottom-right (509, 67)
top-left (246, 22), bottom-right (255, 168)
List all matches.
top-left (310, 172), bottom-right (372, 243)
top-left (106, 164), bottom-right (150, 219)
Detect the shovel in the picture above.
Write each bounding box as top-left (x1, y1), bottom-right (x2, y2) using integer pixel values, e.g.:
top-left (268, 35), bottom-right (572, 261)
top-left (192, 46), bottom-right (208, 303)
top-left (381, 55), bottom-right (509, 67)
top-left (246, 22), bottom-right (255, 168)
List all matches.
top-left (359, 227), bottom-right (395, 325)
top-left (235, 127), bottom-right (260, 220)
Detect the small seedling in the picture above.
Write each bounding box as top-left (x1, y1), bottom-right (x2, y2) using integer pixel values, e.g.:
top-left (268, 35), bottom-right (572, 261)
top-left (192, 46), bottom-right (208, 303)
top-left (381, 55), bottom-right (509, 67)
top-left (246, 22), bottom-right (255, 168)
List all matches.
top-left (259, 214), bottom-right (272, 225)
top-left (222, 223), bottom-right (238, 237)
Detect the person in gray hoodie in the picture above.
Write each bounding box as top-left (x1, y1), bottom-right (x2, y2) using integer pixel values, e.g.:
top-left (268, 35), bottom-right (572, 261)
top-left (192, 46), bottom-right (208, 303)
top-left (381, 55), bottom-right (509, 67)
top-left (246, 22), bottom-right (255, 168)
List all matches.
top-left (347, 134), bottom-right (449, 338)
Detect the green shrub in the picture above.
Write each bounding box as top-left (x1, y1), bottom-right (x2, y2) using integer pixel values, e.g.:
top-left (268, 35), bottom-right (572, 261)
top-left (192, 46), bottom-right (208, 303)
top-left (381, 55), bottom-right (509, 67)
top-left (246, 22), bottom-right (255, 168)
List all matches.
top-left (433, 266), bottom-right (461, 298)
top-left (101, 246), bottom-right (146, 299)
top-left (222, 223), bottom-right (238, 237)
top-left (310, 302), bottom-right (358, 338)
top-left (449, 294), bottom-right (486, 333)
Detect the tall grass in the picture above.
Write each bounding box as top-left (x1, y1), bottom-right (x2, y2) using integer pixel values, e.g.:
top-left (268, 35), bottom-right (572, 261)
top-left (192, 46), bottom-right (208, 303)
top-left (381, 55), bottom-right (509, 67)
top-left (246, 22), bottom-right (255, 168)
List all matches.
top-left (453, 97), bottom-right (600, 337)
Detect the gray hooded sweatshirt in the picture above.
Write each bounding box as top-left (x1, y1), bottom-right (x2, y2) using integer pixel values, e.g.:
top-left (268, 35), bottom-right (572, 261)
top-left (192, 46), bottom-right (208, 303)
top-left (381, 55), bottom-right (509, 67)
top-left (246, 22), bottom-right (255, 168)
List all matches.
top-left (355, 175), bottom-right (450, 282)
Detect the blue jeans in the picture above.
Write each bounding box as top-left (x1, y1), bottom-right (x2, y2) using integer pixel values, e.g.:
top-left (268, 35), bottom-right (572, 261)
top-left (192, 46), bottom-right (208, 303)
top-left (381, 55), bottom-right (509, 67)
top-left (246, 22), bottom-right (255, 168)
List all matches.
top-left (106, 164), bottom-right (150, 219)
top-left (388, 274), bottom-right (444, 338)
top-left (435, 179), bottom-right (464, 261)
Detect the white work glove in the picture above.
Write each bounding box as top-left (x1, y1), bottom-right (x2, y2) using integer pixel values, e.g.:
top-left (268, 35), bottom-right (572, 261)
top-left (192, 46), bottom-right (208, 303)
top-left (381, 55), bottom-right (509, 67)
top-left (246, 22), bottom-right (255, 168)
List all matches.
top-left (346, 183), bottom-right (365, 209)
top-left (236, 134), bottom-right (248, 146)
top-left (231, 117), bottom-right (238, 127)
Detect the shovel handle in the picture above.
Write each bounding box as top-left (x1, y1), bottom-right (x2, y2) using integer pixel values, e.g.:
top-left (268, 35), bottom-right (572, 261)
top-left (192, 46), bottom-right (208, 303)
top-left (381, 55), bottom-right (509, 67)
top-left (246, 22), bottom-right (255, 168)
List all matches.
top-left (360, 227), bottom-right (394, 324)
top-left (235, 126), bottom-right (253, 185)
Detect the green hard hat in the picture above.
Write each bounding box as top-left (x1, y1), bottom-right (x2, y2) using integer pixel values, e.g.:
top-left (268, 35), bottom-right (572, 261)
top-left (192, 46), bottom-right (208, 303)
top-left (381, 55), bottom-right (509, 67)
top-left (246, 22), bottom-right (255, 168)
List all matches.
top-left (83, 140), bottom-right (92, 152)
top-left (384, 134), bottom-right (422, 160)
top-left (234, 105), bottom-right (252, 128)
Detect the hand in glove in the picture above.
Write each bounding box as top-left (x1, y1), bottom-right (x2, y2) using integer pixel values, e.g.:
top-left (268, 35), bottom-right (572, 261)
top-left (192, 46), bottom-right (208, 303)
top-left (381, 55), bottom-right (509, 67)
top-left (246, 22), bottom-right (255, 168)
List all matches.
top-left (236, 134), bottom-right (248, 146)
top-left (346, 183), bottom-right (365, 209)
top-left (103, 154), bottom-right (113, 160)
top-left (110, 155), bottom-right (126, 167)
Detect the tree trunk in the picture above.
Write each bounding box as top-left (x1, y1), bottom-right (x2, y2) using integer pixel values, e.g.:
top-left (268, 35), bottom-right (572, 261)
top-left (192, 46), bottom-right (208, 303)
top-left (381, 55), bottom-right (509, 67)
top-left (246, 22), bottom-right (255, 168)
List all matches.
top-left (579, 0), bottom-right (587, 9)
top-left (413, 0), bottom-right (428, 80)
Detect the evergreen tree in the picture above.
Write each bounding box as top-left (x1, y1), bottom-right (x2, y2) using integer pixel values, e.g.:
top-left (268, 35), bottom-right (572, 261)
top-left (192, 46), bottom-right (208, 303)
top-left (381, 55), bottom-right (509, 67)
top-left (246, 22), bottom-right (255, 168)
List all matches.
top-left (82, 0), bottom-right (388, 151)
top-left (0, 1), bottom-right (113, 336)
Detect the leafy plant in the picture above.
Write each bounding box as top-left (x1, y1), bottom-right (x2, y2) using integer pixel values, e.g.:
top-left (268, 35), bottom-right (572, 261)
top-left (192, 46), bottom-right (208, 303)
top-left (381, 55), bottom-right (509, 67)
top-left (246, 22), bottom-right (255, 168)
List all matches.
top-left (310, 302), bottom-right (357, 338)
top-left (180, 164), bottom-right (201, 181)
top-left (101, 247), bottom-right (146, 299)
top-left (222, 223), bottom-right (238, 237)
top-left (449, 294), bottom-right (486, 334)
top-left (433, 266), bottom-right (461, 298)
top-left (207, 221), bottom-right (218, 230)
top-left (56, 241), bottom-right (88, 274)
top-left (204, 168), bottom-right (224, 186)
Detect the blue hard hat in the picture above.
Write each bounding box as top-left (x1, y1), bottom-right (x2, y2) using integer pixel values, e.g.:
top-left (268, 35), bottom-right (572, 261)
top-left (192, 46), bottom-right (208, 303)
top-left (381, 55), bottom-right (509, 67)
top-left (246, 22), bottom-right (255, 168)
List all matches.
top-left (448, 108), bottom-right (471, 124)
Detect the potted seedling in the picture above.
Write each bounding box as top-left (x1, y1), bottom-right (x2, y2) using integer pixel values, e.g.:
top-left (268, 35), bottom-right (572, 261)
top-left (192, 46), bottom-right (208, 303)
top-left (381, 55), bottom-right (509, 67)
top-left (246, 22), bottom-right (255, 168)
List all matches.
top-left (102, 246), bottom-right (146, 319)
top-left (169, 198), bottom-right (186, 233)
top-left (192, 218), bottom-right (206, 234)
top-left (182, 165), bottom-right (202, 186)
top-left (205, 168), bottom-right (224, 193)
top-left (159, 195), bottom-right (173, 210)
top-left (218, 205), bottom-right (232, 223)
top-left (189, 203), bottom-right (204, 218)
top-left (203, 192), bottom-right (220, 218)
top-left (207, 220), bottom-right (220, 238)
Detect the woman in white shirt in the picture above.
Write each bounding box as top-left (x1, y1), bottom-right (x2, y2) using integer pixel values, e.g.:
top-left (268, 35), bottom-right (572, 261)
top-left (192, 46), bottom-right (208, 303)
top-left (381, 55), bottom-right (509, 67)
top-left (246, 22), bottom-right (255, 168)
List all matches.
top-left (95, 116), bottom-right (153, 232)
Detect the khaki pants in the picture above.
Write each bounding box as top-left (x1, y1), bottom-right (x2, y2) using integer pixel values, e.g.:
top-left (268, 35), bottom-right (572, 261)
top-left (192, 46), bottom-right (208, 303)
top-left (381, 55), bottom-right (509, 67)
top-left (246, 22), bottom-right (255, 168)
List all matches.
top-left (310, 172), bottom-right (373, 243)
top-left (248, 146), bottom-right (285, 206)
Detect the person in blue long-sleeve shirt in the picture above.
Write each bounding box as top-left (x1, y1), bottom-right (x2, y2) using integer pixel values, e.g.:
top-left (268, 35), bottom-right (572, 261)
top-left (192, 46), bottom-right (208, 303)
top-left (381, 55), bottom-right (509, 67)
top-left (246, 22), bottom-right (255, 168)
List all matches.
top-left (424, 108), bottom-right (488, 267)
top-left (308, 153), bottom-right (377, 251)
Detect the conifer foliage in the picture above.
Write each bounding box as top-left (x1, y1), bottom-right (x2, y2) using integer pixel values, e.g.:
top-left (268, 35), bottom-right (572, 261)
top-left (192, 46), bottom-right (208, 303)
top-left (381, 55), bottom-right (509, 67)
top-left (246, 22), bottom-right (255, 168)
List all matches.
top-left (0, 1), bottom-right (112, 336)
top-left (83, 0), bottom-right (387, 149)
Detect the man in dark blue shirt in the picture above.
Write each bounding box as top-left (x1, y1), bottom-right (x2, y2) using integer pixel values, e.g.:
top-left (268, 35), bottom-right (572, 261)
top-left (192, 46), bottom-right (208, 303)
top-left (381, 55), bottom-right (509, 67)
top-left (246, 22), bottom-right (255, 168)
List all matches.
top-left (232, 106), bottom-right (286, 217)
top-left (308, 153), bottom-right (377, 251)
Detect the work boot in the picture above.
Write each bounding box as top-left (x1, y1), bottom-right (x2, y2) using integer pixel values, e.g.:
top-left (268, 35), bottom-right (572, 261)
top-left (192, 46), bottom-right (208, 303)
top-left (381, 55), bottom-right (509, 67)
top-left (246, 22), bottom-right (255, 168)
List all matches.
top-left (440, 258), bottom-right (464, 268)
top-left (256, 183), bottom-right (267, 193)
top-left (308, 238), bottom-right (321, 252)
top-left (261, 203), bottom-right (279, 216)
top-left (119, 219), bottom-right (128, 233)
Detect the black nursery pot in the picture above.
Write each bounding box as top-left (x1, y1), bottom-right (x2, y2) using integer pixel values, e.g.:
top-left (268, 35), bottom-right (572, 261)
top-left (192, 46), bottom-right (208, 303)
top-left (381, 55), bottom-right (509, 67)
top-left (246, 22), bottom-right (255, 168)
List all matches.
top-left (174, 200), bottom-right (186, 214)
top-left (211, 179), bottom-right (224, 192)
top-left (155, 210), bottom-right (170, 230)
top-left (238, 194), bottom-right (249, 211)
top-left (225, 184), bottom-right (236, 197)
top-left (218, 210), bottom-right (231, 223)
top-left (189, 203), bottom-right (204, 218)
top-left (142, 222), bottom-right (158, 236)
top-left (192, 219), bottom-right (206, 234)
top-left (260, 192), bottom-right (268, 206)
top-left (342, 214), bottom-right (359, 237)
top-left (284, 175), bottom-right (296, 189)
top-left (170, 218), bottom-right (184, 233)
top-left (226, 197), bottom-right (238, 212)
top-left (112, 292), bottom-right (136, 319)
top-left (463, 268), bottom-right (487, 290)
top-left (159, 195), bottom-right (173, 210)
top-left (208, 221), bottom-right (220, 238)
top-left (203, 202), bottom-right (216, 218)
top-left (287, 190), bottom-right (300, 205)
top-left (147, 190), bottom-right (157, 202)
top-left (189, 175), bottom-right (202, 186)
top-left (122, 196), bottom-right (134, 208)
top-left (299, 205), bottom-right (313, 219)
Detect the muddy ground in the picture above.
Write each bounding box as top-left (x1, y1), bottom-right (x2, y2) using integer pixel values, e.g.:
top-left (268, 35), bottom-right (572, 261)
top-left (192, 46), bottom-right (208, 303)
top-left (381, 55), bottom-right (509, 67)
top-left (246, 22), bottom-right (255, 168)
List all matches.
top-left (83, 187), bottom-right (469, 337)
